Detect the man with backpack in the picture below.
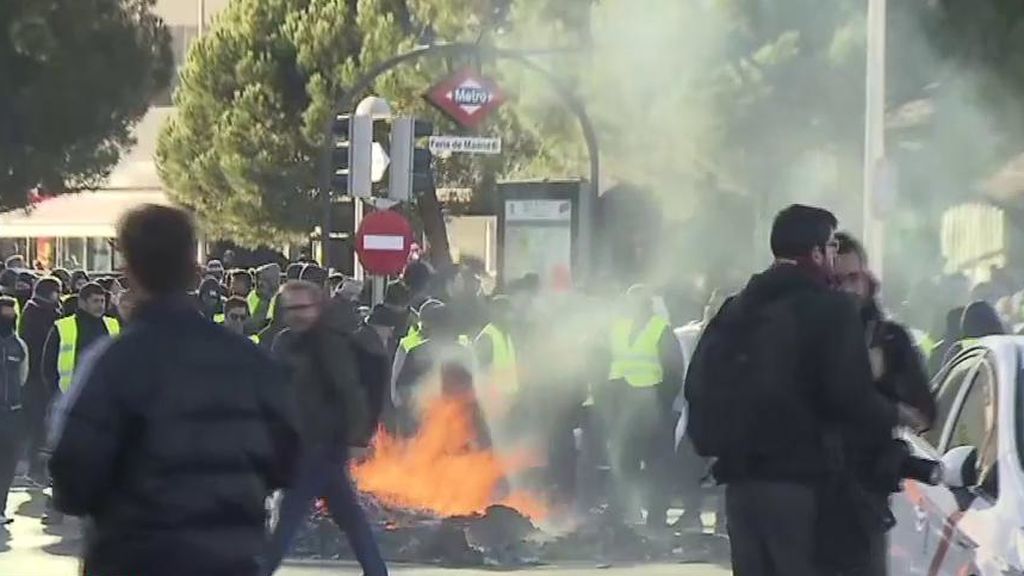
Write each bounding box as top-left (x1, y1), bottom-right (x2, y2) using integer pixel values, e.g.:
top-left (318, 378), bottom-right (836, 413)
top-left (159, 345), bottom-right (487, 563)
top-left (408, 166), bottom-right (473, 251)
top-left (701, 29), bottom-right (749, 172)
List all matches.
top-left (685, 205), bottom-right (899, 575)
top-left (264, 280), bottom-right (389, 576)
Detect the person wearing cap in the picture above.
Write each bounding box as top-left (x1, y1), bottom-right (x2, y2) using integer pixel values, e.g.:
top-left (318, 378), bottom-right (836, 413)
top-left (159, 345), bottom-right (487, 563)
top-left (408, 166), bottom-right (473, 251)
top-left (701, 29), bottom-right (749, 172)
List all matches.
top-left (19, 277), bottom-right (62, 485)
top-left (197, 277), bottom-right (225, 322)
top-left (600, 284), bottom-right (684, 529)
top-left (205, 259), bottom-right (225, 283)
top-left (4, 255), bottom-right (25, 271)
top-left (367, 282), bottom-right (412, 356)
top-left (0, 297), bottom-right (27, 525)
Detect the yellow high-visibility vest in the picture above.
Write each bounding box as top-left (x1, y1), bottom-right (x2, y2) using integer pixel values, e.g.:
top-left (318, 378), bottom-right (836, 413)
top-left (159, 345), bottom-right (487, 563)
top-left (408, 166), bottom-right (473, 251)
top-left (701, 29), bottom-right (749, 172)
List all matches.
top-left (608, 315), bottom-right (669, 388)
top-left (400, 325), bottom-right (427, 352)
top-left (477, 323), bottom-right (518, 392)
top-left (249, 334), bottom-right (260, 344)
top-left (55, 316), bottom-right (120, 392)
top-left (247, 292), bottom-right (276, 321)
top-left (213, 313), bottom-right (224, 324)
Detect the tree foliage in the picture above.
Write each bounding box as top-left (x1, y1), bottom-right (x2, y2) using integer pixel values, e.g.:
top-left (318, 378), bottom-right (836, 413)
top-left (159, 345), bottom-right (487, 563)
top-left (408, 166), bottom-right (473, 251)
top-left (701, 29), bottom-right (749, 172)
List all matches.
top-left (0, 0), bottom-right (173, 208)
top-left (158, 0), bottom-right (592, 247)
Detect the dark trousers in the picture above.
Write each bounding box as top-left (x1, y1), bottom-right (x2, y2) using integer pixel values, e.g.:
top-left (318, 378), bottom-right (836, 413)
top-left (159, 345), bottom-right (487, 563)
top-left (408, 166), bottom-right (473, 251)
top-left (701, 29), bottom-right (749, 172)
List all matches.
top-left (676, 436), bottom-right (710, 525)
top-left (603, 386), bottom-right (673, 527)
top-left (23, 392), bottom-right (46, 478)
top-left (726, 481), bottom-right (818, 576)
top-left (837, 531), bottom-right (887, 576)
top-left (0, 410), bottom-right (22, 514)
top-left (263, 445), bottom-right (387, 576)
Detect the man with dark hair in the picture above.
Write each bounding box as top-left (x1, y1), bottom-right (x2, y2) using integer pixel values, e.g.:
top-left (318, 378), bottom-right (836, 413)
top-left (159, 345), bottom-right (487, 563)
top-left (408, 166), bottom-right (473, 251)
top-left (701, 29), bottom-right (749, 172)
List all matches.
top-left (0, 297), bottom-right (27, 524)
top-left (223, 296), bottom-right (258, 344)
top-left (19, 277), bottom-right (62, 484)
top-left (40, 281), bottom-right (119, 525)
top-left (48, 204), bottom-right (300, 576)
top-left (686, 204), bottom-right (900, 576)
top-left (834, 231), bottom-right (936, 576)
top-left (228, 269), bottom-right (254, 299)
top-left (197, 277), bottom-right (225, 321)
top-left (265, 281), bottom-right (388, 576)
top-left (298, 264), bottom-right (328, 289)
top-left (205, 259), bottom-right (225, 283)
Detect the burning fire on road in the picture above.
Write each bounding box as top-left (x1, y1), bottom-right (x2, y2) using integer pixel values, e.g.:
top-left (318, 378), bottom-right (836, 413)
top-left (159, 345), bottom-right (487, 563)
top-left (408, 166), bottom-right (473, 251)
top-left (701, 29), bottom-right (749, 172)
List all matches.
top-left (352, 394), bottom-right (548, 521)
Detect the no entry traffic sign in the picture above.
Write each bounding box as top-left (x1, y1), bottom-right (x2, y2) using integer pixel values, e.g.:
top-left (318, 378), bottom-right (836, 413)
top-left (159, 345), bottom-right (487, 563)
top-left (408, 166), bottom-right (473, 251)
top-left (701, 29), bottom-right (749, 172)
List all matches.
top-left (355, 210), bottom-right (415, 276)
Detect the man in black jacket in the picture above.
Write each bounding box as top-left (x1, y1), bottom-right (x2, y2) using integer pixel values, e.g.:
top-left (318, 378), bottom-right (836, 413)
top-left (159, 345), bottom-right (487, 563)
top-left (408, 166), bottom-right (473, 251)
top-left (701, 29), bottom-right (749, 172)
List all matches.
top-left (0, 297), bottom-right (27, 524)
top-left (48, 205), bottom-right (300, 576)
top-left (834, 232), bottom-right (937, 576)
top-left (687, 205), bottom-right (899, 576)
top-left (264, 280), bottom-right (388, 576)
top-left (18, 277), bottom-right (61, 485)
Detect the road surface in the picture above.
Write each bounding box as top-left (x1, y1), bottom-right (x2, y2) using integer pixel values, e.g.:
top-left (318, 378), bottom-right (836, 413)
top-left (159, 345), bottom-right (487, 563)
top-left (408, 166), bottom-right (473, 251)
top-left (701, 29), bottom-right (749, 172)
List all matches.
top-left (0, 489), bottom-right (731, 576)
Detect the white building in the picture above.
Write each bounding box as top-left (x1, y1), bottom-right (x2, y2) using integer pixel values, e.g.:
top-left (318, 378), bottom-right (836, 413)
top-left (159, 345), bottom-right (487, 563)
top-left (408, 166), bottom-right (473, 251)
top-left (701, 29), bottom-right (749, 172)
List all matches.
top-left (0, 1), bottom-right (231, 271)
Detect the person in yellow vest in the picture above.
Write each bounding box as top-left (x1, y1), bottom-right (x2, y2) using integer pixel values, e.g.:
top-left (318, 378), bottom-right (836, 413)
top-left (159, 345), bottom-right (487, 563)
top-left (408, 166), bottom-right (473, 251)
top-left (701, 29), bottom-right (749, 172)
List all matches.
top-left (473, 296), bottom-right (519, 416)
top-left (601, 284), bottom-right (685, 529)
top-left (248, 263), bottom-right (281, 333)
top-left (222, 297), bottom-right (260, 345)
top-left (40, 281), bottom-right (120, 525)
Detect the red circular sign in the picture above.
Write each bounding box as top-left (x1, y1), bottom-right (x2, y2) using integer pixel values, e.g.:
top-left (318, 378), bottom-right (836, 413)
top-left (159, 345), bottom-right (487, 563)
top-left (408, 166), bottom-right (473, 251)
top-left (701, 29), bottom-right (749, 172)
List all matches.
top-left (355, 210), bottom-right (415, 276)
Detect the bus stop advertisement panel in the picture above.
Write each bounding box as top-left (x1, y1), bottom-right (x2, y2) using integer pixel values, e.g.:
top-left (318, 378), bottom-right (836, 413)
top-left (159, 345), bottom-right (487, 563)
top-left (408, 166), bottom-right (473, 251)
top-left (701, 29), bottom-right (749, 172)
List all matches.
top-left (496, 180), bottom-right (591, 292)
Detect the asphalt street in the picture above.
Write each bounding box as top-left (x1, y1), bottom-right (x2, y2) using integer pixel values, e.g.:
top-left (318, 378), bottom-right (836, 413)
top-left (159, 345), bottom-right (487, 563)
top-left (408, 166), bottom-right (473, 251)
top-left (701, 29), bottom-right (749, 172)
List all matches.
top-left (0, 489), bottom-right (731, 576)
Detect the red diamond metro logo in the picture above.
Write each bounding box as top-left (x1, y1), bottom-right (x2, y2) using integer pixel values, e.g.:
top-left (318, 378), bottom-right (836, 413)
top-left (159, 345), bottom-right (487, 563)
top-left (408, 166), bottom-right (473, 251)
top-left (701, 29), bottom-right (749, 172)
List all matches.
top-left (424, 67), bottom-right (505, 130)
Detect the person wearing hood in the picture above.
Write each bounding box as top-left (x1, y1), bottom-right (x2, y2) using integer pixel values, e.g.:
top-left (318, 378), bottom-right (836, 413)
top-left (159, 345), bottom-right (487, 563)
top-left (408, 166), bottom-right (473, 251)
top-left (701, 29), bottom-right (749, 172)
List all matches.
top-left (248, 263), bottom-right (281, 333)
top-left (0, 270), bottom-right (19, 317)
top-left (14, 271), bottom-right (35, 309)
top-left (196, 277), bottom-right (225, 322)
top-left (599, 283), bottom-right (684, 529)
top-left (205, 259), bottom-right (225, 283)
top-left (685, 205), bottom-right (900, 576)
top-left (62, 270), bottom-right (91, 317)
top-left (937, 300), bottom-right (1007, 367)
top-left (18, 277), bottom-right (62, 485)
top-left (51, 269), bottom-right (71, 296)
top-left (367, 281), bottom-right (412, 356)
top-left (4, 255), bottom-right (25, 271)
top-left (264, 281), bottom-right (388, 576)
top-left (929, 306), bottom-right (965, 376)
top-left (0, 297), bottom-right (27, 525)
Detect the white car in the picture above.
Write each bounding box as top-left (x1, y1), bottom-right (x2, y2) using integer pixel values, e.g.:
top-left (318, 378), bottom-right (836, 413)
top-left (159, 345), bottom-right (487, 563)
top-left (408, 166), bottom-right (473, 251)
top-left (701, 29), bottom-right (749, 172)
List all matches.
top-left (891, 336), bottom-right (1024, 575)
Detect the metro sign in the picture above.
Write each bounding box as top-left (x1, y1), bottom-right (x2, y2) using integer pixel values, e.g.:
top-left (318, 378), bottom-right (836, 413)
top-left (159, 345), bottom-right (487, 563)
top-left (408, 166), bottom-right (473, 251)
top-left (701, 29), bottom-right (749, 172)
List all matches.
top-left (424, 67), bottom-right (505, 130)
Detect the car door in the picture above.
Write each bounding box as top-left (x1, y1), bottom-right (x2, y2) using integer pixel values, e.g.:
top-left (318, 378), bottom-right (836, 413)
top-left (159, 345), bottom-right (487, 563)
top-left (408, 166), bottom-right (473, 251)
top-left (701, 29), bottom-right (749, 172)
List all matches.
top-left (924, 353), bottom-right (1002, 575)
top-left (893, 350), bottom-right (983, 574)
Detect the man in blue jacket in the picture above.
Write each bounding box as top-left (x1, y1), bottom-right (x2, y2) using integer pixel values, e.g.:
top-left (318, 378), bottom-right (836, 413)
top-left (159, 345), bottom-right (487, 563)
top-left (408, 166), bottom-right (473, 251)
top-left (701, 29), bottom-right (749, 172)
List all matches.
top-left (49, 205), bottom-right (300, 576)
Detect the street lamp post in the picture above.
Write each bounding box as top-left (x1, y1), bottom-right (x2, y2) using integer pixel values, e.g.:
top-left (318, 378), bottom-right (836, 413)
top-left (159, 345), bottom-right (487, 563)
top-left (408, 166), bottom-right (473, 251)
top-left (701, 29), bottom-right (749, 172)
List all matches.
top-left (863, 0), bottom-right (887, 277)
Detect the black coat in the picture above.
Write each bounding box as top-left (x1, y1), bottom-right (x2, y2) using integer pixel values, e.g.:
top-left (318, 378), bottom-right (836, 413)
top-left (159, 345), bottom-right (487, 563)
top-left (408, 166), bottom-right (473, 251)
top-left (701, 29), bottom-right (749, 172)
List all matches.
top-left (18, 297), bottom-right (59, 404)
top-left (48, 297), bottom-right (300, 576)
top-left (693, 264), bottom-right (898, 484)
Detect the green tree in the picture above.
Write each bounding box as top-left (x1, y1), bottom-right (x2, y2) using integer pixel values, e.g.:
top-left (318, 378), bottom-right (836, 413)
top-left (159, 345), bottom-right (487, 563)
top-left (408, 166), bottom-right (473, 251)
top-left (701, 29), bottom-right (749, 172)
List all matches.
top-left (0, 0), bottom-right (172, 208)
top-left (157, 0), bottom-right (591, 254)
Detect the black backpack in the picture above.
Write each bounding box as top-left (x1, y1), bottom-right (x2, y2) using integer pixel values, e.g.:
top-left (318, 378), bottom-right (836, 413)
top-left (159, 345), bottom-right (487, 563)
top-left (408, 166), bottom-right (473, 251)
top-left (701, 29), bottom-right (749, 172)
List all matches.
top-left (684, 293), bottom-right (802, 462)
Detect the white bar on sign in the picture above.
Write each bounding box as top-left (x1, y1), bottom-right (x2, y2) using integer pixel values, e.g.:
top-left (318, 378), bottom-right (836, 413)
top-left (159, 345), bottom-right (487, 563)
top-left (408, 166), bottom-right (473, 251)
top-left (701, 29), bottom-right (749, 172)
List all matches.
top-left (363, 235), bottom-right (405, 251)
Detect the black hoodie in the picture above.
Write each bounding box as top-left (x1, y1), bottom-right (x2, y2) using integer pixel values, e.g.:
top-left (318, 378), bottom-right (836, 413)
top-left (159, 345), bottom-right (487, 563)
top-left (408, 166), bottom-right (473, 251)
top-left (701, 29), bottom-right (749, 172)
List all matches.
top-left (696, 263), bottom-right (897, 484)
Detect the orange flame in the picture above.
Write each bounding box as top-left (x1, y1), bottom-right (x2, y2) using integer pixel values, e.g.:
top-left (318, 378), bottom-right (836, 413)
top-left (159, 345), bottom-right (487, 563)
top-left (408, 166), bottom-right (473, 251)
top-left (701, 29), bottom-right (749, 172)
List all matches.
top-left (352, 394), bottom-right (547, 521)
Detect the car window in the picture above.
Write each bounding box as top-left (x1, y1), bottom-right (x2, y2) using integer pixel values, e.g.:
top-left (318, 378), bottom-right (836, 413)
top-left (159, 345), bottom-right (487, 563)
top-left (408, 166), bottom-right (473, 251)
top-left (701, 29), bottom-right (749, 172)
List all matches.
top-left (924, 356), bottom-right (979, 447)
top-left (946, 360), bottom-right (999, 497)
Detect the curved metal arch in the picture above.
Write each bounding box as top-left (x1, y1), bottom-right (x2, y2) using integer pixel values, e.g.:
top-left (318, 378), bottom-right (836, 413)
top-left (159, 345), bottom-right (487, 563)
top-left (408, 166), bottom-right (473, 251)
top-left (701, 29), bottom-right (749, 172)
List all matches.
top-left (320, 42), bottom-right (600, 265)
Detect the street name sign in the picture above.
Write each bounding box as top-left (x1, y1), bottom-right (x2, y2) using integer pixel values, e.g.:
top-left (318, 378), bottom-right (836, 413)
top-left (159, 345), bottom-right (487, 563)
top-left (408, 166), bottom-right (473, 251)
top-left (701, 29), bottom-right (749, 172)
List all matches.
top-left (429, 136), bottom-right (502, 155)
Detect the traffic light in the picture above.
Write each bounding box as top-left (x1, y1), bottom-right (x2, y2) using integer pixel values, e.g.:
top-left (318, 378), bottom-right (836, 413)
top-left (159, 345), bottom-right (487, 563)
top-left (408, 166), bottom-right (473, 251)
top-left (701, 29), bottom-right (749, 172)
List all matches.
top-left (330, 114), bottom-right (372, 198)
top-left (388, 118), bottom-right (434, 201)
